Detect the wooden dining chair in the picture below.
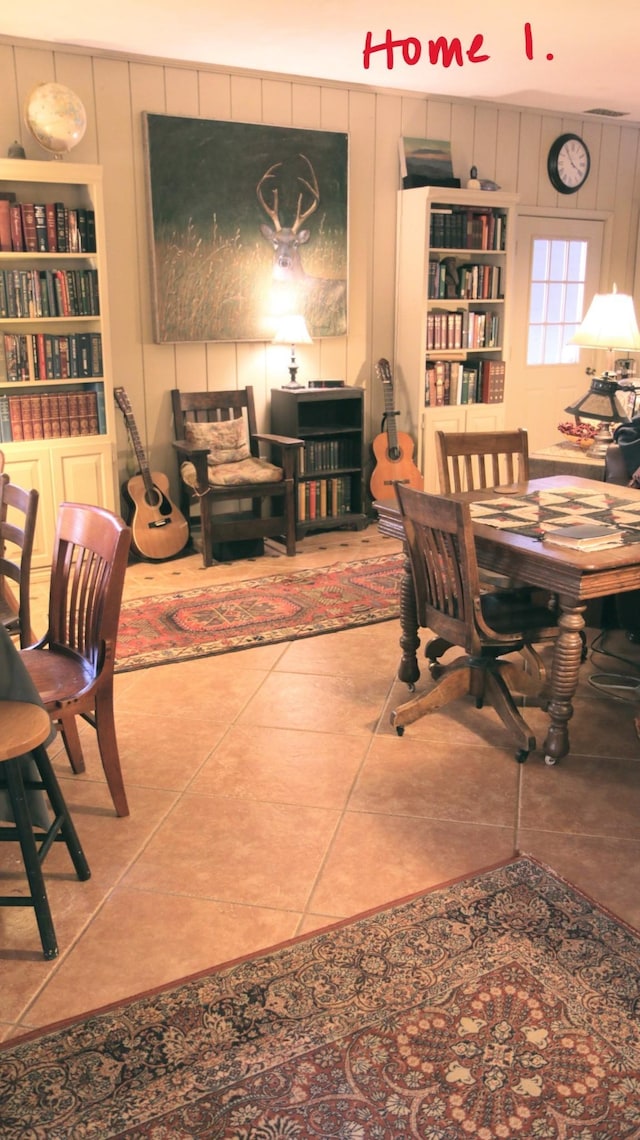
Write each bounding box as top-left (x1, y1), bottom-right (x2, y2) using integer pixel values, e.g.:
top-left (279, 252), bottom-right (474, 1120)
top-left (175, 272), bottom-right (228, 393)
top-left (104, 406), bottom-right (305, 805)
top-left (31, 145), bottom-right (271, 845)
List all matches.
top-left (0, 473), bottom-right (40, 647)
top-left (435, 428), bottom-right (530, 494)
top-left (20, 503), bottom-right (132, 817)
top-left (391, 483), bottom-right (558, 762)
top-left (172, 387), bottom-right (302, 568)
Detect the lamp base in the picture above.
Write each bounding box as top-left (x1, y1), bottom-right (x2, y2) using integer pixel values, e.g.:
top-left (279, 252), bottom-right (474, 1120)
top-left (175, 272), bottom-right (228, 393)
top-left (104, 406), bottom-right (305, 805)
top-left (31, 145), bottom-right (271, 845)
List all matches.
top-left (281, 380), bottom-right (305, 391)
top-left (586, 423), bottom-right (615, 457)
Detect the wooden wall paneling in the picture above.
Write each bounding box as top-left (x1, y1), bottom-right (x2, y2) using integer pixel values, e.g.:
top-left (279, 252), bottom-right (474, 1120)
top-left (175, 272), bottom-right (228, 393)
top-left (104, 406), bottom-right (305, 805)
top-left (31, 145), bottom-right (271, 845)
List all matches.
top-left (471, 104), bottom-right (499, 183)
top-left (575, 118), bottom-right (603, 214)
top-left (230, 75), bottom-right (262, 122)
top-left (198, 71), bottom-right (232, 119)
top-left (49, 51), bottom-right (98, 164)
top-left (450, 100), bottom-right (476, 187)
top-left (320, 86), bottom-right (350, 132)
top-left (594, 124), bottom-right (621, 214)
top-left (371, 92), bottom-right (402, 367)
top-left (516, 113), bottom-right (544, 203)
top-left (0, 44), bottom-right (21, 146)
top-left (494, 108), bottom-right (521, 193)
top-left (399, 95), bottom-right (428, 141)
top-left (165, 66), bottom-right (199, 112)
top-left (609, 127), bottom-right (640, 292)
top-left (205, 342), bottom-right (238, 392)
top-left (13, 46), bottom-right (55, 162)
top-left (425, 98), bottom-right (452, 143)
top-left (292, 83), bottom-right (322, 128)
top-left (262, 79), bottom-right (293, 124)
top-left (343, 89), bottom-right (376, 399)
top-left (537, 115), bottom-right (565, 209)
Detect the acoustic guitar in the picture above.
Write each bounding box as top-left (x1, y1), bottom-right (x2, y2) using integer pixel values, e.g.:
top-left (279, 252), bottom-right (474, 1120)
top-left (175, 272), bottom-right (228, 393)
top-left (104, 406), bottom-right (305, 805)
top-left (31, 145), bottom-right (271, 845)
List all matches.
top-left (114, 387), bottom-right (189, 561)
top-left (370, 358), bottom-right (423, 500)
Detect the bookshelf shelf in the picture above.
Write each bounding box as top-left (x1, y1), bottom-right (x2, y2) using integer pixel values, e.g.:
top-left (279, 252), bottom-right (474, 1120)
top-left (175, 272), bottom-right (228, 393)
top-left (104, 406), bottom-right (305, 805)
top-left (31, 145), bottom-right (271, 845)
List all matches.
top-left (0, 159), bottom-right (117, 569)
top-left (394, 186), bottom-right (519, 491)
top-left (270, 387), bottom-right (367, 536)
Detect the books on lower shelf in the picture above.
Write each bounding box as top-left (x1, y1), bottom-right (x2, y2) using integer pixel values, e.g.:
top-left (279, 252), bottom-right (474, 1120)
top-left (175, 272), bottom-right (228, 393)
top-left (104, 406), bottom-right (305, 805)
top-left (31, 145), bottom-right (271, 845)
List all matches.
top-left (297, 476), bottom-right (352, 522)
top-left (425, 358), bottom-right (505, 406)
top-left (542, 523), bottom-right (623, 551)
top-left (0, 384), bottom-right (106, 442)
top-left (426, 308), bottom-right (500, 351)
top-left (0, 267), bottom-right (100, 317)
top-left (2, 332), bottom-right (103, 382)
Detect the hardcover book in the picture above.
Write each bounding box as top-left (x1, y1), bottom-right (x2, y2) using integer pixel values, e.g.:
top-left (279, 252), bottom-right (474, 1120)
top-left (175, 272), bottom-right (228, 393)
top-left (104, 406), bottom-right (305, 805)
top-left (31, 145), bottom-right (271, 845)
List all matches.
top-left (542, 523), bottom-right (623, 550)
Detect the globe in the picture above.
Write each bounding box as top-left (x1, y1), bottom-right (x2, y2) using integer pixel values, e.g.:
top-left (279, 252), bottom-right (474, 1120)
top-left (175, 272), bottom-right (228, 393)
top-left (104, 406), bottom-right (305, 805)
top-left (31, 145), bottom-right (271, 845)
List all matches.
top-left (24, 82), bottom-right (87, 156)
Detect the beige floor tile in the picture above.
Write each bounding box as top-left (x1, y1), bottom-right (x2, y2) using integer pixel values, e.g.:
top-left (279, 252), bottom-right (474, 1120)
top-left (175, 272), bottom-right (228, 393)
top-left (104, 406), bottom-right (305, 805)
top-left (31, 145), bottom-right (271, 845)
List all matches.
top-left (275, 618), bottom-right (403, 677)
top-left (115, 653), bottom-right (273, 723)
top-left (189, 725), bottom-right (368, 808)
top-left (308, 811), bottom-right (516, 918)
top-left (350, 734), bottom-right (521, 826)
top-left (237, 671), bottom-right (394, 735)
top-left (17, 888), bottom-right (302, 1033)
top-left (520, 752), bottom-right (640, 839)
top-left (122, 793), bottom-right (340, 911)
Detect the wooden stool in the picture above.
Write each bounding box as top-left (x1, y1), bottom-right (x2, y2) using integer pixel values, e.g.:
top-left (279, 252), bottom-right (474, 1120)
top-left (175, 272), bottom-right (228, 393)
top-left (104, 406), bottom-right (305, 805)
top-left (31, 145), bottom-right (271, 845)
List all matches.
top-left (0, 701), bottom-right (91, 960)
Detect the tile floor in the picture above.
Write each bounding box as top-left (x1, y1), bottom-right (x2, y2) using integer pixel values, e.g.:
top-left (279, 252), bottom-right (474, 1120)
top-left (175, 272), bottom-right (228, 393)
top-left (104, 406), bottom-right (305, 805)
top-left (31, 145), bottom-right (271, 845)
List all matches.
top-left (2, 523), bottom-right (640, 1043)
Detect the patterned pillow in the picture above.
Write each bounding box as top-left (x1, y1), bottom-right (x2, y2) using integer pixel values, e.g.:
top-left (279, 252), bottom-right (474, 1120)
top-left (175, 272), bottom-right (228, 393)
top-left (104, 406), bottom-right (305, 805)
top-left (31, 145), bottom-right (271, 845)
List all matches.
top-left (184, 417), bottom-right (251, 465)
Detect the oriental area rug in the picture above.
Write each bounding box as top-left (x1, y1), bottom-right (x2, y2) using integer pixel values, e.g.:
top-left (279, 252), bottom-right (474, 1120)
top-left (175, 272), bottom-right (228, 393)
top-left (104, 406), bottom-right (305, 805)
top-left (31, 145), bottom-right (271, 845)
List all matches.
top-left (2, 857), bottom-right (640, 1138)
top-left (114, 553), bottom-right (402, 672)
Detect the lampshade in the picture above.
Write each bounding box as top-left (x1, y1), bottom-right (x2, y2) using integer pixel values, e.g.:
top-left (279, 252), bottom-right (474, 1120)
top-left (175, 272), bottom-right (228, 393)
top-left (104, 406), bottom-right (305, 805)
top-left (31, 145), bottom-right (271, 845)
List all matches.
top-left (564, 376), bottom-right (629, 423)
top-left (271, 314), bottom-right (312, 346)
top-left (568, 285), bottom-right (640, 352)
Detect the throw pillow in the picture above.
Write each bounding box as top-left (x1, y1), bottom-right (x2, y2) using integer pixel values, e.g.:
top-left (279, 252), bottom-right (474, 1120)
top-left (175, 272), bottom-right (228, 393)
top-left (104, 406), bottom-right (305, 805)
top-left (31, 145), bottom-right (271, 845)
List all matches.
top-left (184, 417), bottom-right (251, 465)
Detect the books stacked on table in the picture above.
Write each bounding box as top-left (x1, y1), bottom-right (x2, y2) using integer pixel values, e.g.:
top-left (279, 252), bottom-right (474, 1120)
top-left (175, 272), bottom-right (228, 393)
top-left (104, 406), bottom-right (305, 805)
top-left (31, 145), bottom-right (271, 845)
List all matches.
top-left (542, 523), bottom-right (624, 551)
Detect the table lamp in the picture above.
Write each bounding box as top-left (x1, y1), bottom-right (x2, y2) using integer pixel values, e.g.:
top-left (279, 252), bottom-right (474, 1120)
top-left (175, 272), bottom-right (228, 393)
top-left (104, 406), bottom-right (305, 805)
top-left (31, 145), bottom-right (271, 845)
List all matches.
top-left (272, 314), bottom-right (312, 390)
top-left (565, 285), bottom-right (640, 456)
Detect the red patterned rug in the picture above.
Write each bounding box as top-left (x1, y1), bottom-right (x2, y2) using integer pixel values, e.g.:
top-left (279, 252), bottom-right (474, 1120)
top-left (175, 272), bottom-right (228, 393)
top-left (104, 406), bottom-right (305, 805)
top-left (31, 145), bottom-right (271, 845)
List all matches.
top-left (2, 857), bottom-right (640, 1138)
top-left (114, 554), bottom-right (402, 672)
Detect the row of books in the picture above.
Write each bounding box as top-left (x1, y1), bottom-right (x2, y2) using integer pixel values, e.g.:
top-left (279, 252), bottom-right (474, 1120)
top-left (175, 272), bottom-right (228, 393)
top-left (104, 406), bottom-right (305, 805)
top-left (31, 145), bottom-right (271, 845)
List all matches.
top-left (425, 359), bottom-right (506, 407)
top-left (430, 207), bottom-right (506, 251)
top-left (428, 258), bottom-right (503, 301)
top-left (297, 476), bottom-right (354, 521)
top-left (0, 386), bottom-right (106, 442)
top-left (298, 438), bottom-right (358, 475)
top-left (0, 198), bottom-right (96, 254)
top-left (426, 309), bottom-right (501, 352)
top-left (0, 268), bottom-right (100, 319)
top-left (2, 332), bottom-right (103, 383)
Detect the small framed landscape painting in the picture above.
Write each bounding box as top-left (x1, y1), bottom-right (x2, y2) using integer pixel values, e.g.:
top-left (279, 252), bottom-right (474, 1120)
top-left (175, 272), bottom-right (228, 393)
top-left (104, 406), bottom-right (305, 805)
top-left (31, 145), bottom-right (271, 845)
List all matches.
top-left (143, 113), bottom-right (349, 343)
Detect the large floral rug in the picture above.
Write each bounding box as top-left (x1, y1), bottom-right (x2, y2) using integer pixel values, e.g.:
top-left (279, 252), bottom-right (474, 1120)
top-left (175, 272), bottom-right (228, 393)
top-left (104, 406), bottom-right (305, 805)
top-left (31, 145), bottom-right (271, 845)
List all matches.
top-left (114, 553), bottom-right (402, 672)
top-left (2, 856), bottom-right (640, 1138)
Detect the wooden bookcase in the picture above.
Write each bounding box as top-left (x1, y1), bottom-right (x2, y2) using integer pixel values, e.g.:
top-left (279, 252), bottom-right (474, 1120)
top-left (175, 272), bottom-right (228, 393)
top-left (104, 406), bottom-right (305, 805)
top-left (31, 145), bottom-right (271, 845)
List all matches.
top-left (270, 387), bottom-right (367, 537)
top-left (0, 159), bottom-right (117, 569)
top-left (394, 186), bottom-right (519, 491)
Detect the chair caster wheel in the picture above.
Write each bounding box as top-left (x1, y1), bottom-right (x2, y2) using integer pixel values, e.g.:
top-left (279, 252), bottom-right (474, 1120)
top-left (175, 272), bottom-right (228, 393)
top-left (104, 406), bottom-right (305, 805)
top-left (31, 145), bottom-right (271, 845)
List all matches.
top-left (396, 725), bottom-right (405, 736)
top-left (544, 754), bottom-right (558, 767)
top-left (515, 749), bottom-right (529, 764)
top-left (407, 683), bottom-right (415, 693)
top-left (429, 665), bottom-right (443, 680)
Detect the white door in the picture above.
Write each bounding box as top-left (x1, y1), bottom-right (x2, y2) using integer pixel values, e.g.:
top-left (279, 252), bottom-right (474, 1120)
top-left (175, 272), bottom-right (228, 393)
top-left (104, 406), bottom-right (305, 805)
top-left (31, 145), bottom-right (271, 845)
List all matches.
top-left (508, 214), bottom-right (605, 453)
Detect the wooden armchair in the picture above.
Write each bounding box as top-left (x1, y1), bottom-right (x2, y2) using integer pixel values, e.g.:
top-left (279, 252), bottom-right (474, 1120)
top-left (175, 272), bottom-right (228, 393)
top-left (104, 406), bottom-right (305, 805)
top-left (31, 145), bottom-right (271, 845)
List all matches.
top-left (0, 473), bottom-right (39, 647)
top-left (436, 428), bottom-right (530, 493)
top-left (391, 484), bottom-right (558, 762)
top-left (21, 503), bottom-right (132, 817)
top-left (172, 387), bottom-right (303, 568)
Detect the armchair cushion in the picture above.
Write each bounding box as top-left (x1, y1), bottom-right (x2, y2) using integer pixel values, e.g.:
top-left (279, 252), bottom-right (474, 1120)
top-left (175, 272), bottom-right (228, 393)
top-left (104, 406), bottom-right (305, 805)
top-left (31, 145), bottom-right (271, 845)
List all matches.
top-left (184, 417), bottom-right (251, 465)
top-left (181, 457), bottom-right (283, 490)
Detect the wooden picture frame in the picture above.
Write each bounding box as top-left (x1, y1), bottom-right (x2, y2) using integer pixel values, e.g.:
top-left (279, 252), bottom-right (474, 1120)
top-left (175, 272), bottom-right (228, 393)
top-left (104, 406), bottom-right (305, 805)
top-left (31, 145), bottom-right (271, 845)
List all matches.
top-left (143, 113), bottom-right (349, 343)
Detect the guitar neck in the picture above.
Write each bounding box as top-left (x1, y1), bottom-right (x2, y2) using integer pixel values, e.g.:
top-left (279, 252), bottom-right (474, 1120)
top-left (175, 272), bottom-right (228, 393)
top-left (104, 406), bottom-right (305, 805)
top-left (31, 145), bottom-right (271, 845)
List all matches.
top-left (114, 390), bottom-right (154, 494)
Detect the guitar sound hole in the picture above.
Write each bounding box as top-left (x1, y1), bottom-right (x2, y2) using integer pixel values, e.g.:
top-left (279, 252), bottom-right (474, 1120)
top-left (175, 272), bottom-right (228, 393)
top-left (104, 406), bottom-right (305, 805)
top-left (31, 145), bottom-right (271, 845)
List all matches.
top-left (145, 487), bottom-right (171, 516)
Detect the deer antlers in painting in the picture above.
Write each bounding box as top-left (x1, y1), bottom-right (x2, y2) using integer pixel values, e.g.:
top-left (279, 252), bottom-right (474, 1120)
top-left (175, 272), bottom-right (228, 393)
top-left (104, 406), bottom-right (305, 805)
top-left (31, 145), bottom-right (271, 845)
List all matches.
top-left (257, 154), bottom-right (347, 337)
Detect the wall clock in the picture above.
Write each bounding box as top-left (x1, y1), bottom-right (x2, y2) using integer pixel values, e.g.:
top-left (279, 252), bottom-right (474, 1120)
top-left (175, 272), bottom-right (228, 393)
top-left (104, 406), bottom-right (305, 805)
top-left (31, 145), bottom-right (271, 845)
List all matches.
top-left (547, 133), bottom-right (590, 194)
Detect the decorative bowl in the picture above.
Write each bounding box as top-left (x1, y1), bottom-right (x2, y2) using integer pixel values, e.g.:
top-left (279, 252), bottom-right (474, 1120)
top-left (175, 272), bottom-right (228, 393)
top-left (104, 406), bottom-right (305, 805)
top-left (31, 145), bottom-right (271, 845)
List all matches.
top-left (558, 431), bottom-right (595, 450)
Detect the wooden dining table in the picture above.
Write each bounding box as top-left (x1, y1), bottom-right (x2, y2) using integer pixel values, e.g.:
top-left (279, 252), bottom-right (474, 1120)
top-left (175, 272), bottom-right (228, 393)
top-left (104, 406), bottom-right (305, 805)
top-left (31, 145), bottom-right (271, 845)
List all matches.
top-left (375, 475), bottom-right (640, 765)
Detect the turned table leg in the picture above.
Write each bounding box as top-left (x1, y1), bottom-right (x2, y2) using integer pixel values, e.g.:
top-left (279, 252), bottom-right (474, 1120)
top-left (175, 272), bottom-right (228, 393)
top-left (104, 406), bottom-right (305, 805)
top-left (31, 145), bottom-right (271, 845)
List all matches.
top-left (397, 548), bottom-right (421, 688)
top-left (542, 597), bottom-right (587, 765)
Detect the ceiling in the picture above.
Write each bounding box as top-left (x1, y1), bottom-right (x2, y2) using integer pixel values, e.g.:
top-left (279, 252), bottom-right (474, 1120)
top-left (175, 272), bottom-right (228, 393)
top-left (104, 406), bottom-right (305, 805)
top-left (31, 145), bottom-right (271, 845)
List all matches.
top-left (4, 0), bottom-right (640, 126)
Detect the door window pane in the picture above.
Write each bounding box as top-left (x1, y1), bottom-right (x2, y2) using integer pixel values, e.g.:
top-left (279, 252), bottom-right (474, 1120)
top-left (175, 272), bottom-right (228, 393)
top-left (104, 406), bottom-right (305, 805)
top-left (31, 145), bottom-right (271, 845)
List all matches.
top-left (526, 238), bottom-right (588, 364)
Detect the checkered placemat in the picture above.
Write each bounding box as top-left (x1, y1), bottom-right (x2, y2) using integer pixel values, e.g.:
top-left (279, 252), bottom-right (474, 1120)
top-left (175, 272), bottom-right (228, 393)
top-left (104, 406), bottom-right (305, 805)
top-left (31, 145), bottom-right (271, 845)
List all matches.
top-left (469, 487), bottom-right (640, 543)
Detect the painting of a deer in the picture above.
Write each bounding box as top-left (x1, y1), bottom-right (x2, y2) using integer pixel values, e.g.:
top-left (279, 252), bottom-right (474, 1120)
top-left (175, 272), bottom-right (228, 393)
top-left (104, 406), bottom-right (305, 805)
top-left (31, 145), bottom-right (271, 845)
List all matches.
top-left (257, 154), bottom-right (347, 337)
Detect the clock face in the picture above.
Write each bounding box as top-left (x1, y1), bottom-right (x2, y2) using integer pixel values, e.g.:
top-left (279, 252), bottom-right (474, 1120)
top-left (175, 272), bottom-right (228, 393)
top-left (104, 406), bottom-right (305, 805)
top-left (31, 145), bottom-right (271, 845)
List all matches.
top-left (548, 134), bottom-right (591, 194)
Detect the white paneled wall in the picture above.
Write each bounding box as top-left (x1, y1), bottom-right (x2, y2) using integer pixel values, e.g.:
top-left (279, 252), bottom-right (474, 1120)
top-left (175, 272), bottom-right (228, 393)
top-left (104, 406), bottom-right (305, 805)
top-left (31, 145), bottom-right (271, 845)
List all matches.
top-left (0, 34), bottom-right (639, 501)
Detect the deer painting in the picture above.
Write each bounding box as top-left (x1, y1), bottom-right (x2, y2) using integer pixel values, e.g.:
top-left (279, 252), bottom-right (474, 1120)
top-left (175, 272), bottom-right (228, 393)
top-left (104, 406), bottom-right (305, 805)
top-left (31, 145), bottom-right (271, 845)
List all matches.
top-left (257, 154), bottom-right (347, 337)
